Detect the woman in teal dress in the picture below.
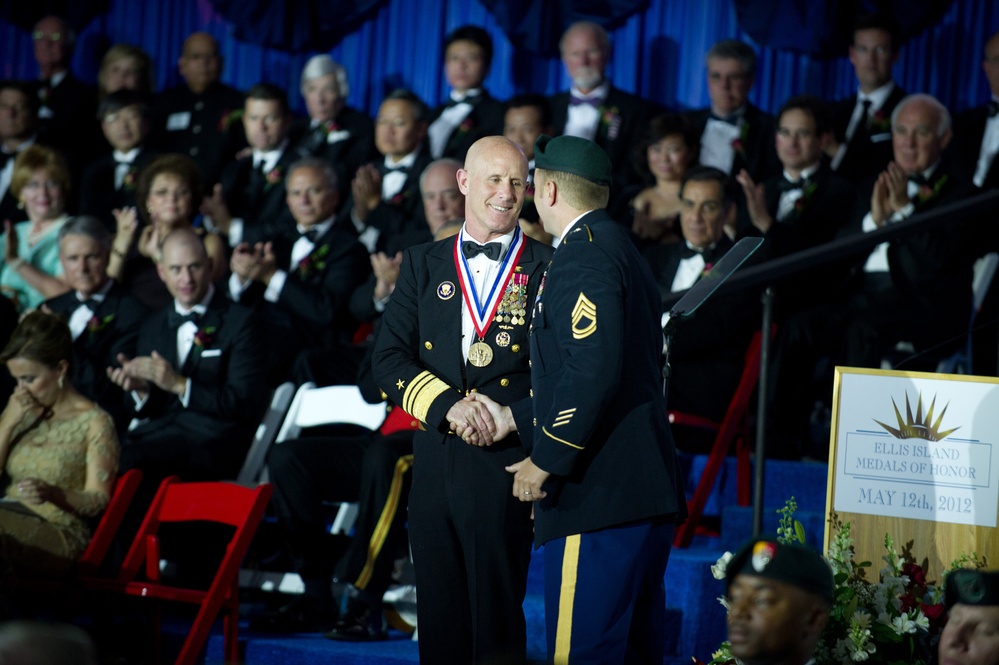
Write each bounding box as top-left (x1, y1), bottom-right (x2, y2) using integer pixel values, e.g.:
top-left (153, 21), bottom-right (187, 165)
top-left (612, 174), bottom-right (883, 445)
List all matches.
top-left (0, 145), bottom-right (72, 312)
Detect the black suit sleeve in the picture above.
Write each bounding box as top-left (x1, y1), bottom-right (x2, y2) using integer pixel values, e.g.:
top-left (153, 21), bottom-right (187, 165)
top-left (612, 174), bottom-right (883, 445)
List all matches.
top-left (187, 306), bottom-right (267, 420)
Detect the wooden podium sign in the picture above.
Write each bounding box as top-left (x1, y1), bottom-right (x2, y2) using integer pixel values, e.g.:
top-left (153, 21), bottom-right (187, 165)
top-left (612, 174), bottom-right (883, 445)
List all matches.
top-left (824, 367), bottom-right (999, 578)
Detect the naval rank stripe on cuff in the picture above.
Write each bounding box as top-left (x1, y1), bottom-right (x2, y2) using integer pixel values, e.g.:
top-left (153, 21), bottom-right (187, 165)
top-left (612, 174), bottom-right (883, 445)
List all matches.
top-left (402, 371), bottom-right (451, 423)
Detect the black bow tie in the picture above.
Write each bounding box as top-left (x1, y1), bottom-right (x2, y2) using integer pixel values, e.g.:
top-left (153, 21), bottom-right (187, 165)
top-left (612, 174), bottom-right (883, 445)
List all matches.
top-left (569, 95), bottom-right (601, 108)
top-left (461, 240), bottom-right (502, 261)
top-left (709, 111), bottom-right (743, 126)
top-left (908, 173), bottom-right (929, 187)
top-left (380, 162), bottom-right (408, 176)
top-left (989, 100), bottom-right (999, 118)
top-left (299, 228), bottom-right (320, 243)
top-left (681, 245), bottom-right (721, 264)
top-left (447, 94), bottom-right (479, 109)
top-left (77, 296), bottom-right (99, 312)
top-left (168, 310), bottom-right (201, 327)
top-left (778, 177), bottom-right (808, 193)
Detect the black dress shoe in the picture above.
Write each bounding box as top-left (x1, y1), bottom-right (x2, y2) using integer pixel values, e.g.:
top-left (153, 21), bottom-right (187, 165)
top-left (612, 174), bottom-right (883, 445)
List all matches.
top-left (323, 603), bottom-right (387, 642)
top-left (249, 595), bottom-right (334, 633)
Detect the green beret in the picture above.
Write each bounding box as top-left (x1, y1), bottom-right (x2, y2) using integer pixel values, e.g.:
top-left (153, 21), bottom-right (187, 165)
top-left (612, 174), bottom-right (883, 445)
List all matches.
top-left (945, 569), bottom-right (999, 608)
top-left (725, 537), bottom-right (833, 604)
top-left (533, 134), bottom-right (612, 187)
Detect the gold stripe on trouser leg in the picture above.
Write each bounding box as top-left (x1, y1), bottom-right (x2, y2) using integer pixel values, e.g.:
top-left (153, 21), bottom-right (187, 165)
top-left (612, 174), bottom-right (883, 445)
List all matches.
top-left (355, 454), bottom-right (415, 590)
top-left (554, 534), bottom-right (581, 664)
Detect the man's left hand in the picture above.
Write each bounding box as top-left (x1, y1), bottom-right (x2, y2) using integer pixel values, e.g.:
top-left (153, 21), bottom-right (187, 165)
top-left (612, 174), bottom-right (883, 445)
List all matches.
top-left (123, 351), bottom-right (187, 396)
top-left (506, 457), bottom-right (550, 502)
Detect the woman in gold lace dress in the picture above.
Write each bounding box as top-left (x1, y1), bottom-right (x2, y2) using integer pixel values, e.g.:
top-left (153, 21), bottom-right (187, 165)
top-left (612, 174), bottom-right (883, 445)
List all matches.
top-left (0, 311), bottom-right (119, 580)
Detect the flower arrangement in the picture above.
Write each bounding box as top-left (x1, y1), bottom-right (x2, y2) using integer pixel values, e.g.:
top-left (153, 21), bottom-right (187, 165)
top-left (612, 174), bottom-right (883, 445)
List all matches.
top-left (297, 244), bottom-right (330, 279)
top-left (86, 313), bottom-right (115, 339)
top-left (265, 166), bottom-right (283, 189)
top-left (704, 498), bottom-right (986, 665)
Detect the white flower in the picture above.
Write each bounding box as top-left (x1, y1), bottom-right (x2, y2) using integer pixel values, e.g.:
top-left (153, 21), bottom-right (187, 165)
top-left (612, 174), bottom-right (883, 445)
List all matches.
top-left (852, 609), bottom-right (871, 630)
top-left (892, 615), bottom-right (919, 634)
top-left (913, 611), bottom-right (930, 631)
top-left (717, 596), bottom-right (730, 611)
top-left (711, 552), bottom-right (733, 580)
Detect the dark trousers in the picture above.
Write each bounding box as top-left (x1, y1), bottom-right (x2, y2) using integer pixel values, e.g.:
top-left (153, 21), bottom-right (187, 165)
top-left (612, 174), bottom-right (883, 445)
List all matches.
top-left (544, 518), bottom-right (675, 665)
top-left (409, 435), bottom-right (534, 665)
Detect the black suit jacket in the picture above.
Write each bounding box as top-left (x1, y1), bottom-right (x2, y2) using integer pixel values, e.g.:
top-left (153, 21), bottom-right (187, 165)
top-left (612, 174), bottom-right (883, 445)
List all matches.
top-left (373, 232), bottom-right (550, 437)
top-left (291, 106), bottom-right (379, 200)
top-left (44, 282), bottom-right (147, 430)
top-left (953, 104), bottom-right (999, 191)
top-left (526, 211), bottom-right (686, 544)
top-left (220, 146), bottom-right (298, 241)
top-left (235, 221), bottom-right (371, 350)
top-left (831, 85), bottom-right (907, 184)
top-left (338, 149), bottom-right (434, 251)
top-left (152, 82), bottom-right (245, 185)
top-left (551, 86), bottom-right (653, 193)
top-left (128, 291), bottom-right (267, 463)
top-left (428, 90), bottom-right (506, 161)
top-left (686, 103), bottom-right (780, 182)
top-left (78, 148), bottom-right (159, 231)
top-left (36, 72), bottom-right (99, 173)
top-left (643, 235), bottom-right (760, 424)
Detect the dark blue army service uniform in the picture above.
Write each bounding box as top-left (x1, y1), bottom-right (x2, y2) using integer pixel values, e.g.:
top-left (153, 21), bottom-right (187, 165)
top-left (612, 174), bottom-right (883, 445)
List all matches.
top-left (373, 231), bottom-right (552, 664)
top-left (528, 210), bottom-right (687, 663)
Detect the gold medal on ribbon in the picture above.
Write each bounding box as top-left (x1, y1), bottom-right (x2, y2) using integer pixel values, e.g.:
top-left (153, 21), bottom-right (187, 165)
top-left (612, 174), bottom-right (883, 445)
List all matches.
top-left (468, 341), bottom-right (494, 367)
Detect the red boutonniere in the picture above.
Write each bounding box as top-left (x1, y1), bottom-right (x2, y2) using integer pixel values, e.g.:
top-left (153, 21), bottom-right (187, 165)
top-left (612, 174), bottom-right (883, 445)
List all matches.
top-left (122, 168), bottom-right (137, 191)
top-left (218, 109), bottom-right (244, 132)
top-left (731, 122), bottom-right (749, 160)
top-left (869, 108), bottom-right (891, 134)
top-left (297, 244), bottom-right (330, 279)
top-left (916, 175), bottom-right (947, 206)
top-left (193, 326), bottom-right (217, 349)
top-left (701, 262), bottom-right (715, 276)
top-left (322, 119), bottom-right (341, 135)
top-left (792, 182), bottom-right (819, 215)
top-left (265, 166), bottom-right (283, 189)
top-left (599, 105), bottom-right (621, 141)
top-left (457, 116), bottom-right (475, 134)
top-left (390, 189), bottom-right (412, 206)
top-left (86, 313), bottom-right (114, 339)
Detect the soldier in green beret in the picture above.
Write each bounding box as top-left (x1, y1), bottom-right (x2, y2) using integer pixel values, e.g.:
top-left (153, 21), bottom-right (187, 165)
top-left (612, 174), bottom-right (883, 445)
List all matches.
top-left (939, 569), bottom-right (999, 665)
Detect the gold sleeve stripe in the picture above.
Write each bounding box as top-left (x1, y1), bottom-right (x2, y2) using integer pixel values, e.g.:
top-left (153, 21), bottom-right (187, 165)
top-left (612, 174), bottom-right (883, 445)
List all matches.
top-left (402, 371), bottom-right (451, 423)
top-left (553, 534), bottom-right (581, 664)
top-left (543, 426), bottom-right (584, 450)
top-left (552, 413), bottom-right (574, 427)
top-left (557, 408), bottom-right (577, 416)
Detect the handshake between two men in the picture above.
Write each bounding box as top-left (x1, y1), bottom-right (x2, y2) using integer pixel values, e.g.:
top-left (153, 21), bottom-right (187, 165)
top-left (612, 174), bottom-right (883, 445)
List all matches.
top-left (445, 393), bottom-right (550, 502)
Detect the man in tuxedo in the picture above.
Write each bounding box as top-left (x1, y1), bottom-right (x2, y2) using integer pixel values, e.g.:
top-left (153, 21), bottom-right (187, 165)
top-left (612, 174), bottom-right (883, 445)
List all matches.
top-left (78, 90), bottom-right (158, 231)
top-left (471, 134), bottom-right (685, 663)
top-left (207, 83), bottom-right (299, 246)
top-left (0, 81), bottom-right (43, 224)
top-left (828, 15), bottom-right (907, 184)
top-left (229, 157), bottom-right (370, 386)
top-left (736, 95), bottom-right (857, 309)
top-left (687, 40), bottom-right (779, 183)
top-left (292, 55), bottom-right (378, 201)
top-left (109, 228), bottom-right (267, 485)
top-left (954, 30), bottom-right (999, 191)
top-left (427, 25), bottom-right (506, 161)
top-left (373, 136), bottom-right (551, 664)
top-left (769, 94), bottom-right (976, 459)
top-left (642, 166), bottom-right (760, 447)
top-left (549, 21), bottom-right (653, 200)
top-left (343, 90), bottom-right (432, 253)
top-left (30, 15), bottom-right (98, 168)
top-left (153, 32), bottom-right (244, 185)
top-left (43, 216), bottom-right (146, 432)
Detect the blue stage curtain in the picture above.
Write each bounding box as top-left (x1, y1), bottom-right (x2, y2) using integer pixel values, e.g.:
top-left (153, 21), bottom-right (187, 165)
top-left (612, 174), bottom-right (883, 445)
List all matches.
top-left (0, 0), bottom-right (995, 121)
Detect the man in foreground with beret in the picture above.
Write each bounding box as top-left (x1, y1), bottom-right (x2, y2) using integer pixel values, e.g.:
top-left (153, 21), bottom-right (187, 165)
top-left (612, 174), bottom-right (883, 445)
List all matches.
top-left (724, 537), bottom-right (833, 665)
top-left (472, 134), bottom-right (686, 662)
top-left (939, 569), bottom-right (999, 665)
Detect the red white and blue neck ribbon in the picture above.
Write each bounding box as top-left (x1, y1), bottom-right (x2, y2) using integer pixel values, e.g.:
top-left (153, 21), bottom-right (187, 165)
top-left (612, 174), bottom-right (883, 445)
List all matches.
top-left (454, 227), bottom-right (525, 339)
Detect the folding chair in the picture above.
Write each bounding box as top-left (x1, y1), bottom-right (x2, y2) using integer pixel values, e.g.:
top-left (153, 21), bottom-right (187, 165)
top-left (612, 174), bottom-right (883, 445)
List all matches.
top-left (11, 468), bottom-right (143, 595)
top-left (83, 478), bottom-right (273, 665)
top-left (236, 381), bottom-right (295, 486)
top-left (273, 382), bottom-right (388, 535)
top-left (671, 330), bottom-right (765, 548)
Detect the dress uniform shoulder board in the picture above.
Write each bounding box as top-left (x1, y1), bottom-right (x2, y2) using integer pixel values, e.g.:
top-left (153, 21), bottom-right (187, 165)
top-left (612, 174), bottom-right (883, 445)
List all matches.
top-left (566, 224), bottom-right (593, 243)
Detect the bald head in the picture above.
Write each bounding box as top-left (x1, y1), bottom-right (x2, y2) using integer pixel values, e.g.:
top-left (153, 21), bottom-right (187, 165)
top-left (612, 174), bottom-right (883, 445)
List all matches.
top-left (420, 159), bottom-right (465, 235)
top-left (179, 32), bottom-right (222, 93)
top-left (157, 228), bottom-right (212, 308)
top-left (458, 137), bottom-right (529, 241)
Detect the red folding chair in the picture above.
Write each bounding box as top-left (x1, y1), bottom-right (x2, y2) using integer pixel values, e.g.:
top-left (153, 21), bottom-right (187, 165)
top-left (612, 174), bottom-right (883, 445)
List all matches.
top-left (671, 329), bottom-right (767, 548)
top-left (83, 478), bottom-right (273, 665)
